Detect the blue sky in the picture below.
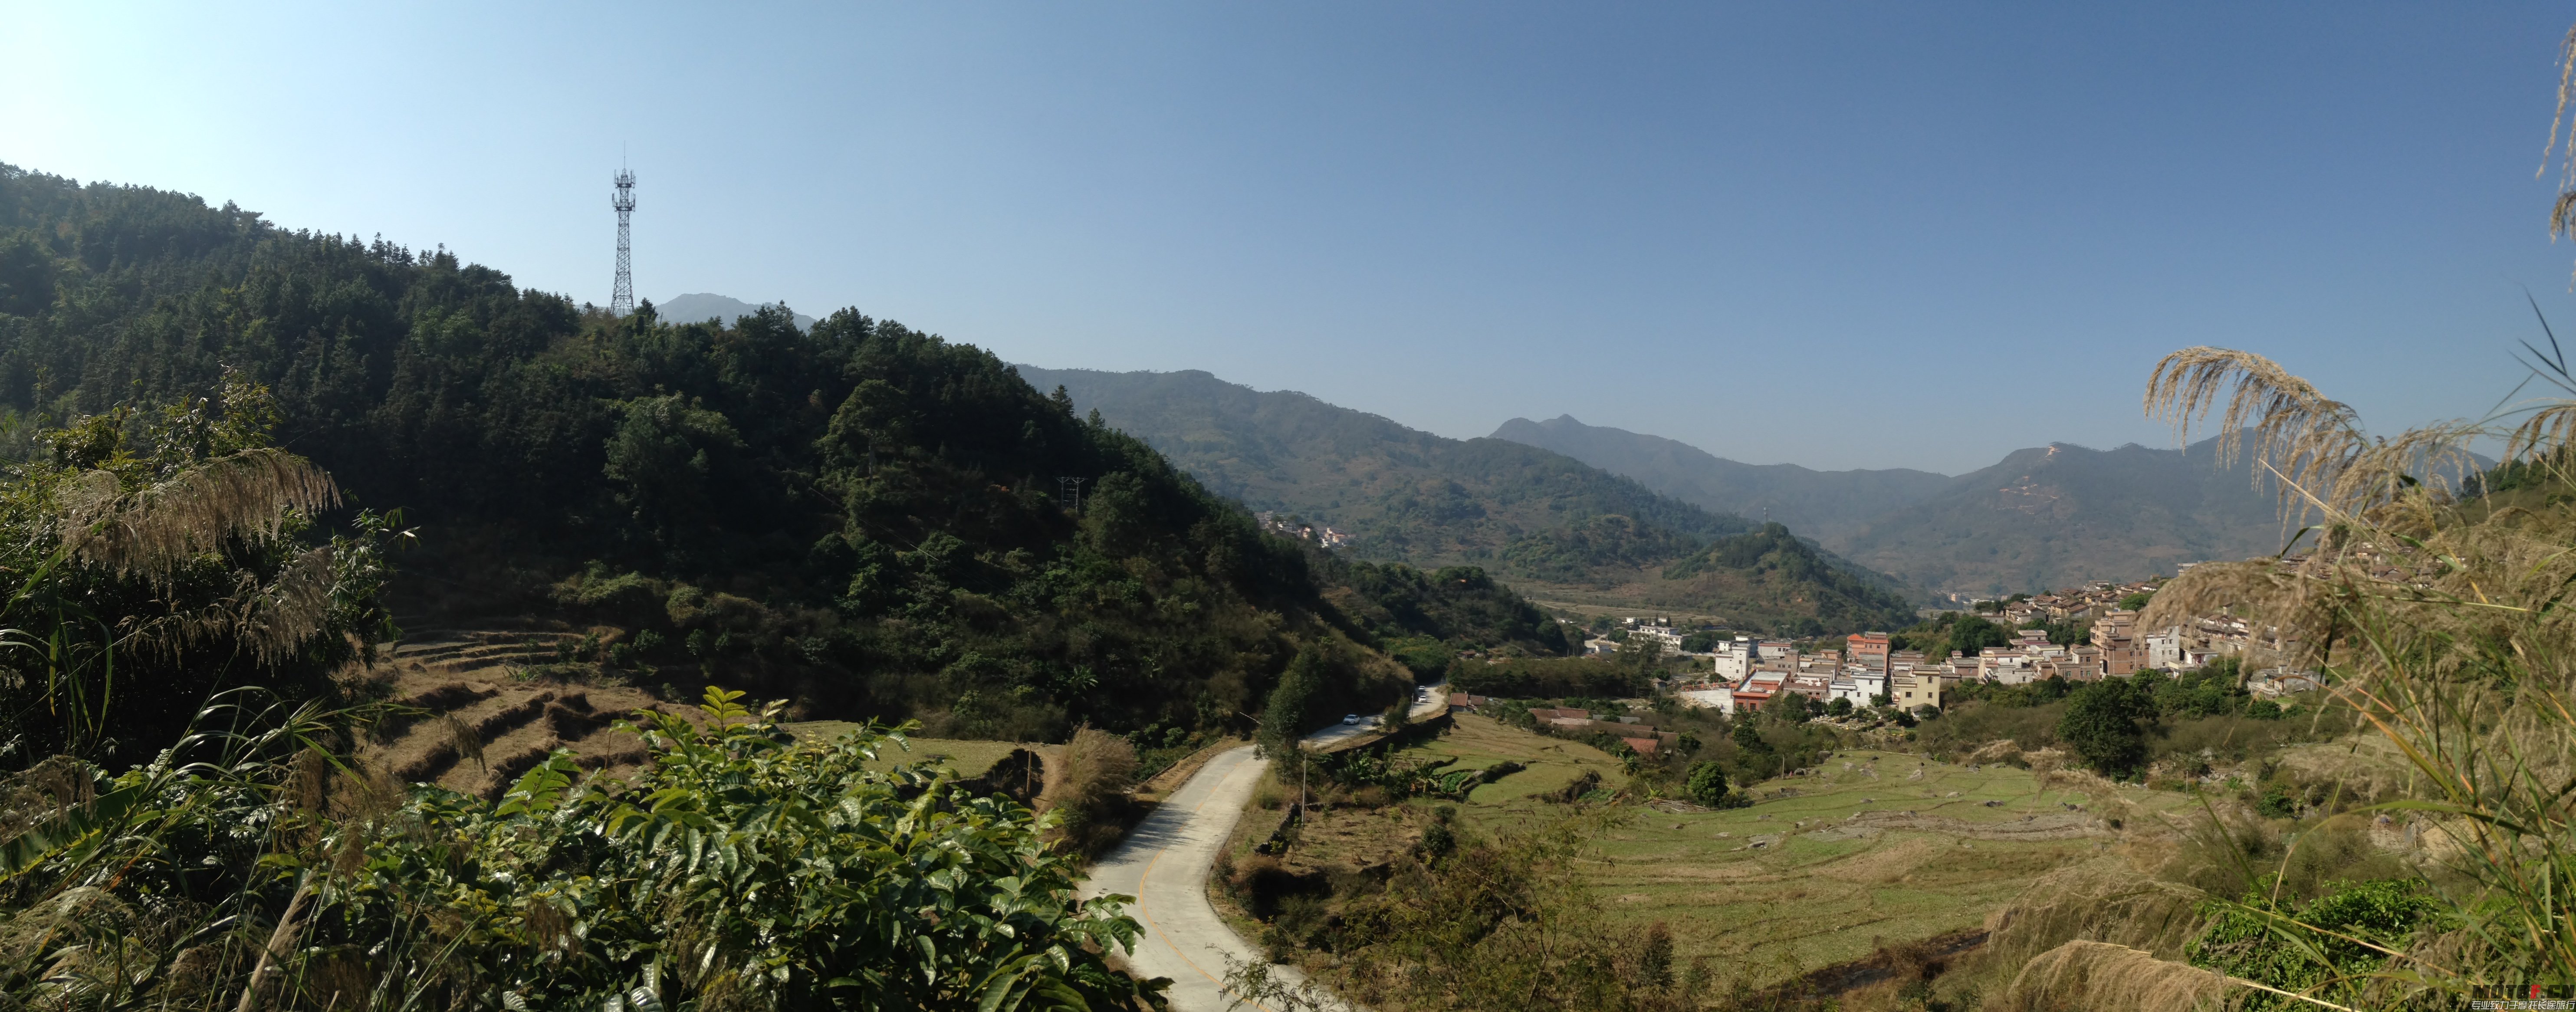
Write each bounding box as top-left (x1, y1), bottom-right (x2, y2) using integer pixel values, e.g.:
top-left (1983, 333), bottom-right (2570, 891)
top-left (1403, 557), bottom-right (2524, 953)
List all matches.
top-left (9, 3), bottom-right (2576, 473)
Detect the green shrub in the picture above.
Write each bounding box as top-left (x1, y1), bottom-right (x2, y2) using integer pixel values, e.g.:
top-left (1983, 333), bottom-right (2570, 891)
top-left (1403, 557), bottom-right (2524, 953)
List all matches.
top-left (0, 688), bottom-right (1163, 1010)
top-left (2187, 878), bottom-right (2449, 1010)
top-left (2058, 678), bottom-right (2155, 778)
top-left (1685, 761), bottom-right (1731, 807)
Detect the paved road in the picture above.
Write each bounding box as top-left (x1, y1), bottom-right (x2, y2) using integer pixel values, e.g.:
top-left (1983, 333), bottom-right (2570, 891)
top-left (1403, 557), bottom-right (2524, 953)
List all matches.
top-left (1081, 746), bottom-right (1325, 1011)
top-left (1081, 692), bottom-right (1448, 1010)
top-left (1298, 685), bottom-right (1449, 751)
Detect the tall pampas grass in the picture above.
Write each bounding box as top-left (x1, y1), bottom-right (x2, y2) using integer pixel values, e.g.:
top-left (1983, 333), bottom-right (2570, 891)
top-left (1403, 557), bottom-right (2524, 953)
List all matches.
top-left (2002, 941), bottom-right (2236, 1012)
top-left (57, 448), bottom-right (338, 587)
top-left (2142, 345), bottom-right (2576, 996)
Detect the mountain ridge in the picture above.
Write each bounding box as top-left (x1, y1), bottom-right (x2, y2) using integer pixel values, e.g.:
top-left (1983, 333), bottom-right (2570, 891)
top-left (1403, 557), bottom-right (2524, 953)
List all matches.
top-left (1489, 414), bottom-right (1953, 541)
top-left (654, 292), bottom-right (816, 330)
top-left (1014, 364), bottom-right (1921, 633)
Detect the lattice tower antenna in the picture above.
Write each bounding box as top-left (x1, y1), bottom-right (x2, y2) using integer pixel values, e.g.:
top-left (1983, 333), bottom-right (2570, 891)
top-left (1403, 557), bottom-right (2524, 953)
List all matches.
top-left (610, 166), bottom-right (637, 315)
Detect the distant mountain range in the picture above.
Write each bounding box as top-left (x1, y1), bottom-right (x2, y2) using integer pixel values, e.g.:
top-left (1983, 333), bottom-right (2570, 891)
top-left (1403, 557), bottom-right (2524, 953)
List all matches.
top-left (652, 293), bottom-right (815, 330)
top-left (1488, 415), bottom-right (2309, 597)
top-left (1014, 365), bottom-right (1918, 634)
top-left (1829, 439), bottom-right (2294, 597)
top-left (1491, 415), bottom-right (1951, 542)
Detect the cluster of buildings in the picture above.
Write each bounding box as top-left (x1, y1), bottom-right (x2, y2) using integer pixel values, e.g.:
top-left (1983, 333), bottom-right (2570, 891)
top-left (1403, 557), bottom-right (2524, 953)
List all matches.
top-left (1585, 616), bottom-right (1693, 657)
top-left (1669, 634), bottom-right (1953, 716)
top-left (1662, 578), bottom-right (2321, 716)
top-left (1252, 511), bottom-right (1355, 550)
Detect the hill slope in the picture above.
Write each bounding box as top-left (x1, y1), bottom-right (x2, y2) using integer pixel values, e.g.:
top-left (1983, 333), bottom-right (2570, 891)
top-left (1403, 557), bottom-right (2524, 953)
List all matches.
top-left (0, 162), bottom-right (1469, 741)
top-left (1014, 365), bottom-right (1918, 634)
top-left (1012, 368), bottom-right (1749, 562)
top-left (1833, 438), bottom-right (2291, 596)
top-left (1489, 414), bottom-right (1952, 542)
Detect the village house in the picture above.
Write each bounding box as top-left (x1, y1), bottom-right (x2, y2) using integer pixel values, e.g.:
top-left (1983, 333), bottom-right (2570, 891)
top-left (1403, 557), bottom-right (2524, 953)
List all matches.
top-left (1892, 667), bottom-right (1943, 709)
top-left (1980, 648), bottom-right (2043, 685)
top-left (1731, 671), bottom-right (1785, 713)
top-left (2144, 626), bottom-right (2189, 671)
top-left (1846, 631), bottom-right (1890, 674)
top-left (2091, 608), bottom-right (2143, 677)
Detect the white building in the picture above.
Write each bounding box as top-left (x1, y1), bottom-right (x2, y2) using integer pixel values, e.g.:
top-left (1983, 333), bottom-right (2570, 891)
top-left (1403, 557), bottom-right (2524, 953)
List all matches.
top-left (1709, 644), bottom-right (1753, 683)
top-left (2145, 626), bottom-right (2188, 671)
top-left (1828, 666), bottom-right (1887, 706)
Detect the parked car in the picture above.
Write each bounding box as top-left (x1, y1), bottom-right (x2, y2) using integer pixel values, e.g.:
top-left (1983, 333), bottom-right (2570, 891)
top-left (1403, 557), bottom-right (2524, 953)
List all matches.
top-left (1341, 713), bottom-right (1360, 725)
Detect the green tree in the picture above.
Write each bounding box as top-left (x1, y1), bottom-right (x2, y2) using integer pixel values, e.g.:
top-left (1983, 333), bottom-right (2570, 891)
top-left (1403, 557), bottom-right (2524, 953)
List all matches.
top-left (1935, 615), bottom-right (2015, 659)
top-left (1685, 760), bottom-right (1731, 807)
top-left (2058, 677), bottom-right (2156, 777)
top-left (602, 394), bottom-right (745, 545)
top-left (1260, 648), bottom-right (1330, 752)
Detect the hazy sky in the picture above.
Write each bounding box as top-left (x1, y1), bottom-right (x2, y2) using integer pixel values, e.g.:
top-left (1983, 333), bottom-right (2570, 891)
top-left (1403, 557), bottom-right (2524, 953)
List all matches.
top-left (10, 3), bottom-right (2576, 473)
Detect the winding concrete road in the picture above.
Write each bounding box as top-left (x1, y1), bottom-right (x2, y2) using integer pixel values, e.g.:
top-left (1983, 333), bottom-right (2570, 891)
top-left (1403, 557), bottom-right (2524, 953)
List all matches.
top-left (1081, 688), bottom-right (1447, 1010)
top-left (1080, 746), bottom-right (1318, 1011)
top-left (1299, 686), bottom-right (1451, 751)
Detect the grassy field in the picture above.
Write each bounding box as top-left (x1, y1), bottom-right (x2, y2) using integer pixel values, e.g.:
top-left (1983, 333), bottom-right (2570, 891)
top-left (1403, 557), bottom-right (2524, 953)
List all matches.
top-left (780, 722), bottom-right (1038, 779)
top-left (1400, 714), bottom-right (2197, 982)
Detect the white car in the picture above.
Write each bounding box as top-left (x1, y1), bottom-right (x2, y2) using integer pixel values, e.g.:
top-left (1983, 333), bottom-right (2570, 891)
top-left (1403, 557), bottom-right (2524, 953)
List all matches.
top-left (1342, 713), bottom-right (1360, 725)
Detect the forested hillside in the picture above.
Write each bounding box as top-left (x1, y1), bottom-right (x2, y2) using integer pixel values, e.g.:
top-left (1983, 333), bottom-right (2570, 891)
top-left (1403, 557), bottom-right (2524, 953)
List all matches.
top-left (1017, 364), bottom-right (1919, 633)
top-left (0, 162), bottom-right (1471, 739)
top-left (1012, 367), bottom-right (1747, 558)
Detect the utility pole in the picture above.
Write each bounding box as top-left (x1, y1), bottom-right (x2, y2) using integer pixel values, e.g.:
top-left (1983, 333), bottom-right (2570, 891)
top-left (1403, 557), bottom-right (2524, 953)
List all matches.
top-left (610, 165), bottom-right (637, 315)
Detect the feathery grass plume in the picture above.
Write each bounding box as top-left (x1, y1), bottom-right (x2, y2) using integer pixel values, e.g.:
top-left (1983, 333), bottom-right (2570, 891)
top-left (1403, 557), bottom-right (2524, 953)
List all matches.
top-left (2001, 941), bottom-right (2236, 1012)
top-left (58, 448), bottom-right (339, 586)
top-left (2146, 348), bottom-right (2477, 534)
top-left (2141, 340), bottom-right (2576, 993)
top-left (2546, 20), bottom-right (2576, 283)
top-left (1981, 861), bottom-right (2210, 971)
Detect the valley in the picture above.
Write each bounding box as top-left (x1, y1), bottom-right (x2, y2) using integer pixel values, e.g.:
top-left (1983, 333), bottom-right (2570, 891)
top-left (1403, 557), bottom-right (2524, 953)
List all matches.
top-left (0, 23), bottom-right (2568, 1003)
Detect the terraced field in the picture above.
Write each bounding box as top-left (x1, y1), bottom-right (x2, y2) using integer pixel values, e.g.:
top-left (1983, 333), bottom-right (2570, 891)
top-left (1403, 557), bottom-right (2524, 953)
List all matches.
top-left (1401, 715), bottom-right (2199, 985)
top-left (361, 625), bottom-right (688, 798)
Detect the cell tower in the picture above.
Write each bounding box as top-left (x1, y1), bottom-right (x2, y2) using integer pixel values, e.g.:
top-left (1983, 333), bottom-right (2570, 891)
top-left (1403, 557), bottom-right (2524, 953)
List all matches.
top-left (609, 166), bottom-right (637, 315)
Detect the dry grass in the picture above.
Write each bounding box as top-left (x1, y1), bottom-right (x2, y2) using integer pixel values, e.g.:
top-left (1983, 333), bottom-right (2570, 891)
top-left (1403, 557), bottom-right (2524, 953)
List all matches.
top-left (2001, 940), bottom-right (2232, 1012)
top-left (2137, 343), bottom-right (2576, 989)
top-left (1038, 727), bottom-right (1137, 857)
top-left (1980, 860), bottom-right (2211, 969)
top-left (780, 723), bottom-right (1044, 780)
